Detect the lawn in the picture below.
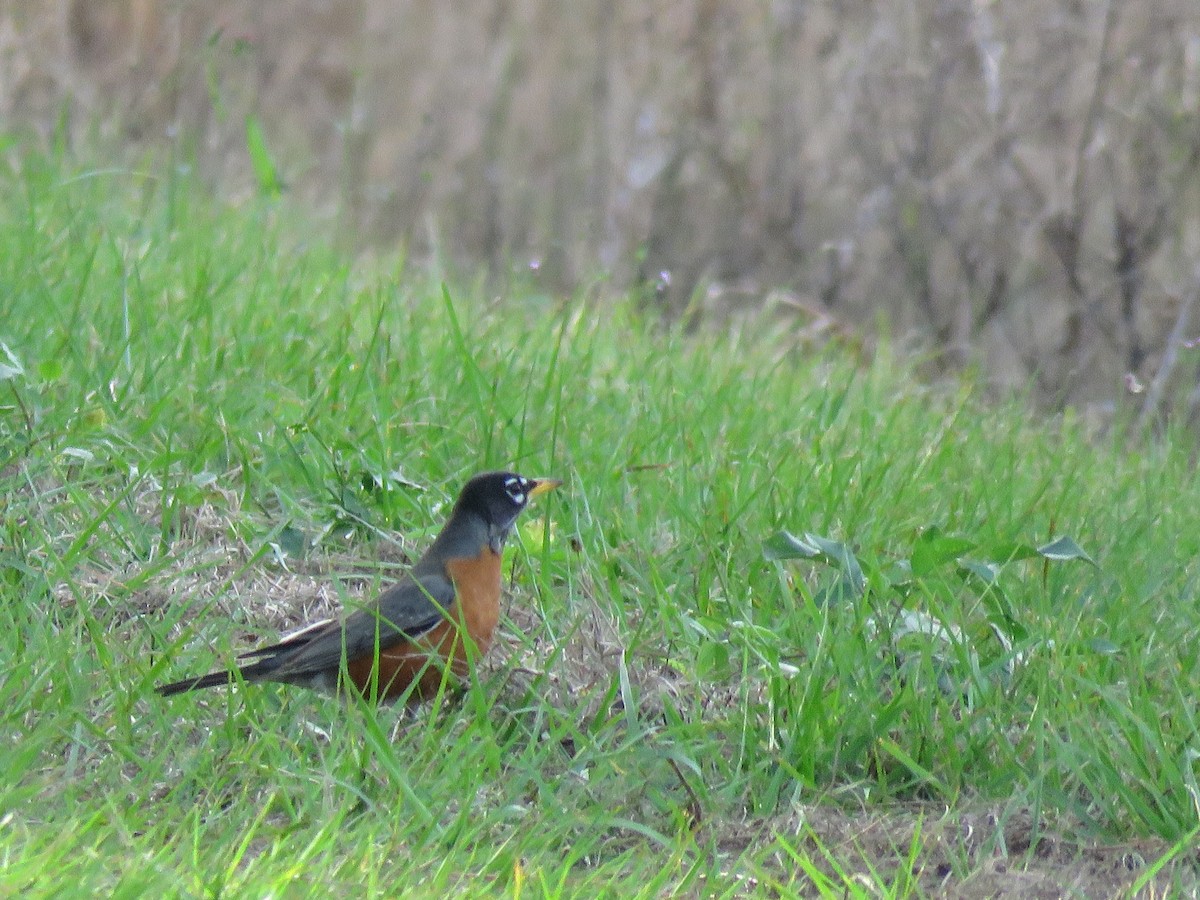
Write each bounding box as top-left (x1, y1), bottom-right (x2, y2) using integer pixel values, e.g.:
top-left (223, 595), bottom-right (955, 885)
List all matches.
top-left (3, 146), bottom-right (1200, 897)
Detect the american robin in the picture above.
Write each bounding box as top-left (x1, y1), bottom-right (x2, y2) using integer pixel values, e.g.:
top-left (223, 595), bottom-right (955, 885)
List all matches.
top-left (155, 471), bottom-right (561, 702)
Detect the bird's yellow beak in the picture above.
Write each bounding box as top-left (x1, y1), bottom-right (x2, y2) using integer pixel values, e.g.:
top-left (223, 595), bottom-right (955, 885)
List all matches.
top-left (528, 478), bottom-right (563, 499)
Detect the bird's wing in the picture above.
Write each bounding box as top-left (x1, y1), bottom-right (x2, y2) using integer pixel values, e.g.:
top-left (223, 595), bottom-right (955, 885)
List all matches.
top-left (263, 572), bottom-right (456, 679)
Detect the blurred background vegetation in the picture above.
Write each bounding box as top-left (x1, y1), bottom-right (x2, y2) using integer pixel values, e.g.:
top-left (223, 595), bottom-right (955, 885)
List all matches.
top-left (3, 1), bottom-right (1199, 414)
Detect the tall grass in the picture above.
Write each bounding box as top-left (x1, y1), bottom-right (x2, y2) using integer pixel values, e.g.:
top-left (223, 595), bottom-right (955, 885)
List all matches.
top-left (2, 146), bottom-right (1198, 895)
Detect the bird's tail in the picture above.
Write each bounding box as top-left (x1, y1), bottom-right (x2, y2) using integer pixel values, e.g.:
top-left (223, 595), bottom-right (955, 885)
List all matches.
top-left (154, 670), bottom-right (235, 697)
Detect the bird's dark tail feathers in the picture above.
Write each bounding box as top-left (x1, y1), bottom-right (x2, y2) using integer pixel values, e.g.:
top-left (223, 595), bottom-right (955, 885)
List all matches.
top-left (155, 670), bottom-right (235, 697)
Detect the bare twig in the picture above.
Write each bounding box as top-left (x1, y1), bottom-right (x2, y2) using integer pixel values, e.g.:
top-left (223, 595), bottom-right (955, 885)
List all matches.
top-left (1070, 0), bottom-right (1117, 224)
top-left (666, 754), bottom-right (703, 830)
top-left (1050, 0), bottom-right (1119, 328)
top-left (1138, 264), bottom-right (1200, 432)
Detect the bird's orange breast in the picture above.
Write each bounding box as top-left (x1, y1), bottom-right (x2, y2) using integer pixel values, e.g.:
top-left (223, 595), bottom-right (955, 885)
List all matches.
top-left (343, 547), bottom-right (503, 702)
top-left (444, 547), bottom-right (503, 657)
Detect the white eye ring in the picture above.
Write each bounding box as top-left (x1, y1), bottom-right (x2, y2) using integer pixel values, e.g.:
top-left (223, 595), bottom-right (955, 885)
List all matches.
top-left (504, 476), bottom-right (527, 505)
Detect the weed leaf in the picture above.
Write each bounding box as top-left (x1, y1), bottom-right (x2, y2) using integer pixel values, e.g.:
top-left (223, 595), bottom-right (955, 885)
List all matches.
top-left (1037, 536), bottom-right (1096, 565)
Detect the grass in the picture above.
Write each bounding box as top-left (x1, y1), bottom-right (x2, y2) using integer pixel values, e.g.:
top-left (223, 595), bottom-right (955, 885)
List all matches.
top-left (3, 143), bottom-right (1200, 897)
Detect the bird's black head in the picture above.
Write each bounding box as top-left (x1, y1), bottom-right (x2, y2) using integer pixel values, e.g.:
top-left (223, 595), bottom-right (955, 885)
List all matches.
top-left (454, 471), bottom-right (562, 533)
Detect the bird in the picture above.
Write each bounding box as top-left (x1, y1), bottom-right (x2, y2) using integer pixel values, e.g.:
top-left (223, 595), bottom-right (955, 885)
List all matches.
top-left (155, 471), bottom-right (562, 703)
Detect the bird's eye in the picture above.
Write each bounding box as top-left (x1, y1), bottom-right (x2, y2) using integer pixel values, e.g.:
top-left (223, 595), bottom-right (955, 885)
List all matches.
top-left (504, 476), bottom-right (527, 505)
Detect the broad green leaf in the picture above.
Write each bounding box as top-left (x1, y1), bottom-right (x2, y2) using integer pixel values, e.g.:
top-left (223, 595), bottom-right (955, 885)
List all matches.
top-left (804, 532), bottom-right (865, 596)
top-left (1038, 536), bottom-right (1096, 565)
top-left (337, 486), bottom-right (371, 521)
top-left (981, 541), bottom-right (1041, 563)
top-left (911, 526), bottom-right (976, 578)
top-left (681, 615), bottom-right (727, 641)
top-left (276, 523), bottom-right (307, 559)
top-left (959, 559), bottom-right (1000, 585)
top-left (763, 530), bottom-right (819, 560)
top-left (814, 573), bottom-right (863, 605)
top-left (695, 642), bottom-right (731, 682)
top-left (1087, 637), bottom-right (1121, 656)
